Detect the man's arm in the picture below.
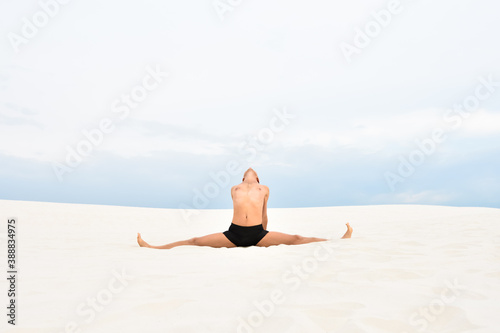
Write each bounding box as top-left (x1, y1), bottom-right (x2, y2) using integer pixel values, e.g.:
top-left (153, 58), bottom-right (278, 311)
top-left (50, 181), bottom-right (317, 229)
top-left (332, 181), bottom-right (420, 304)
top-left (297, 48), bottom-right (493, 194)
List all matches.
top-left (262, 187), bottom-right (269, 230)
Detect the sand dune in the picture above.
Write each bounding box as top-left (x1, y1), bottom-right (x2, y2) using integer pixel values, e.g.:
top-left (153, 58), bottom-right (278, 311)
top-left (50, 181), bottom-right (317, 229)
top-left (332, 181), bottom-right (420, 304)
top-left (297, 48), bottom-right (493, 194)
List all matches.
top-left (1, 200), bottom-right (499, 332)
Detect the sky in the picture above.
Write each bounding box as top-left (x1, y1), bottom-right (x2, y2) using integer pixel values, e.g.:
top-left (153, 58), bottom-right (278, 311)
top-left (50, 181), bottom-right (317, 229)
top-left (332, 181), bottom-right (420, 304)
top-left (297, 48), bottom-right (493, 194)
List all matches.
top-left (0, 0), bottom-right (499, 210)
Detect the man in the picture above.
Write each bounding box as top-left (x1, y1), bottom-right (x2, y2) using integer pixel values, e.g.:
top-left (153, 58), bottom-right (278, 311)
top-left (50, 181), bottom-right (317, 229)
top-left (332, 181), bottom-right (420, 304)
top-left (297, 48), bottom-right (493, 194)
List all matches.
top-left (137, 168), bottom-right (353, 249)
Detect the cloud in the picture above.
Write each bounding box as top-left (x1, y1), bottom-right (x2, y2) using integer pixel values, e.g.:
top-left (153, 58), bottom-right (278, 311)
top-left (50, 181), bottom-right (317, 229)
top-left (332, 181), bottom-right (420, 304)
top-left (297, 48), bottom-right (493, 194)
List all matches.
top-left (0, 102), bottom-right (42, 127)
top-left (373, 190), bottom-right (458, 205)
top-left (459, 109), bottom-right (500, 137)
top-left (1, 0), bottom-right (499, 208)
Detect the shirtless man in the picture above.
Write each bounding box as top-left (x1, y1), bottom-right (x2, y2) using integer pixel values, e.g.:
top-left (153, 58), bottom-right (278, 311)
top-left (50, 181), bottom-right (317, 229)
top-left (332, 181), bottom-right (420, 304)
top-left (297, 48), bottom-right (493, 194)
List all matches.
top-left (137, 168), bottom-right (353, 249)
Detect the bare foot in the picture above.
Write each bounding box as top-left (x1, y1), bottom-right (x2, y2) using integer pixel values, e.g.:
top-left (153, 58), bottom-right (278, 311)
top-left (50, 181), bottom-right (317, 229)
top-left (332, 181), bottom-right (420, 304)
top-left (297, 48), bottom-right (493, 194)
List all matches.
top-left (137, 233), bottom-right (151, 248)
top-left (341, 223), bottom-right (353, 239)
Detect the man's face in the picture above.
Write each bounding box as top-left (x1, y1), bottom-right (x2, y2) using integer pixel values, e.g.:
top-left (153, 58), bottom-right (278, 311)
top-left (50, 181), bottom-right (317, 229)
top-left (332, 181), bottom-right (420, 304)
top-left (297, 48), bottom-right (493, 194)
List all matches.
top-left (243, 168), bottom-right (259, 182)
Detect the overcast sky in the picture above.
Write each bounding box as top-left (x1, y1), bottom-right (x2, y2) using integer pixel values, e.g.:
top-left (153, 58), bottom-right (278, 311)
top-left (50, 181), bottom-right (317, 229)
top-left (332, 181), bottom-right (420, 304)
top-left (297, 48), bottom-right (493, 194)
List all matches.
top-left (1, 0), bottom-right (499, 211)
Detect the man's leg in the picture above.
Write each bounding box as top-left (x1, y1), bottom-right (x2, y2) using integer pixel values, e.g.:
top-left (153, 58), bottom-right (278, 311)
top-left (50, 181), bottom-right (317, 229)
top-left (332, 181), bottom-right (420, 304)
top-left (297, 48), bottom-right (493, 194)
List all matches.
top-left (256, 223), bottom-right (353, 247)
top-left (256, 232), bottom-right (326, 247)
top-left (137, 232), bottom-right (236, 249)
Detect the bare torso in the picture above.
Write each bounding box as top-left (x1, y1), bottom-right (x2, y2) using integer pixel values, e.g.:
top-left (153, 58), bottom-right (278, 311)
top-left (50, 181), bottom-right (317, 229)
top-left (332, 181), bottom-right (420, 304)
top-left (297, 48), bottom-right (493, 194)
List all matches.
top-left (231, 182), bottom-right (269, 226)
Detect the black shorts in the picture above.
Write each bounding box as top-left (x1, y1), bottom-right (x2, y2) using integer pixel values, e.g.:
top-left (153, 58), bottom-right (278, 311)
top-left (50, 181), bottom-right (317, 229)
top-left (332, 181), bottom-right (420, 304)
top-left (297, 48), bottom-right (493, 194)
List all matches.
top-left (223, 223), bottom-right (269, 247)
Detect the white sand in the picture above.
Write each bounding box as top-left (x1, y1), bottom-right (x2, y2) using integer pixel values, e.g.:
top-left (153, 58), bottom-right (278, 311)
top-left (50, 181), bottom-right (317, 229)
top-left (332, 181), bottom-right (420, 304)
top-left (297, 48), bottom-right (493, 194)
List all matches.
top-left (1, 200), bottom-right (499, 333)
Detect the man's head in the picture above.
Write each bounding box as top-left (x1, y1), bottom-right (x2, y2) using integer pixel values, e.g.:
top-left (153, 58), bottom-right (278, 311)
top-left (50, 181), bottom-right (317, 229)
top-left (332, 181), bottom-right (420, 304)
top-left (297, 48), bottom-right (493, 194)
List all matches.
top-left (243, 168), bottom-right (259, 183)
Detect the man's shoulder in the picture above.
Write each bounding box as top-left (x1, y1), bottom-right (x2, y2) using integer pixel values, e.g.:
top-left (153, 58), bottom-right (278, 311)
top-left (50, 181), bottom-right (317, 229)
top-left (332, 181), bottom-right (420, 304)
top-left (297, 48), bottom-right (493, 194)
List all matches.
top-left (231, 184), bottom-right (244, 192)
